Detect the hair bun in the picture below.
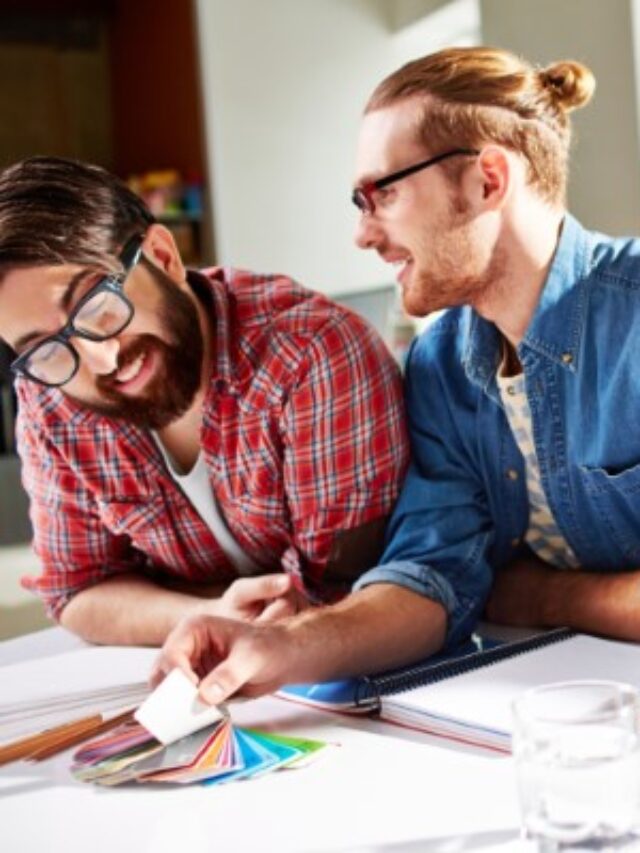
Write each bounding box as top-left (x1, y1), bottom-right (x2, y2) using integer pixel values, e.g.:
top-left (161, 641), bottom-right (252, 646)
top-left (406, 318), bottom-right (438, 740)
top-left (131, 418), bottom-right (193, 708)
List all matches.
top-left (539, 60), bottom-right (595, 112)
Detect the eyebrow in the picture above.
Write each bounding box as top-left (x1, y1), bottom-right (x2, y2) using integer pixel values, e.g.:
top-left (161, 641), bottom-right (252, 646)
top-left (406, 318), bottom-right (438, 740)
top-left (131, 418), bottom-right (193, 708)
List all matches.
top-left (12, 269), bottom-right (93, 353)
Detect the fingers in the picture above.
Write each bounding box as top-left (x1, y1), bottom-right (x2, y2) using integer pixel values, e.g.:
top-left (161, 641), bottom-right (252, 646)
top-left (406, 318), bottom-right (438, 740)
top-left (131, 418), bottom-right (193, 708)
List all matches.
top-left (256, 596), bottom-right (297, 623)
top-left (198, 665), bottom-right (239, 705)
top-left (148, 659), bottom-right (167, 690)
top-left (196, 621), bottom-right (290, 704)
top-left (149, 614), bottom-right (216, 689)
top-left (225, 574), bottom-right (291, 608)
top-left (151, 614), bottom-right (251, 703)
top-left (149, 649), bottom-right (199, 689)
top-left (197, 639), bottom-right (263, 704)
top-left (151, 612), bottom-right (291, 706)
top-left (196, 632), bottom-right (254, 704)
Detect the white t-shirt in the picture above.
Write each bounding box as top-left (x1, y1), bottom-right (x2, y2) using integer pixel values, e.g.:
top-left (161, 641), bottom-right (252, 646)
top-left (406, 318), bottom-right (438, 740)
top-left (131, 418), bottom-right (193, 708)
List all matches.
top-left (153, 438), bottom-right (262, 576)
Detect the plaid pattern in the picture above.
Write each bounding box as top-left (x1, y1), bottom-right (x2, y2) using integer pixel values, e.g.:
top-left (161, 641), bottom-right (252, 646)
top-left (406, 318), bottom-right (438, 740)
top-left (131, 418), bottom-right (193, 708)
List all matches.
top-left (16, 268), bottom-right (408, 617)
top-left (496, 369), bottom-right (578, 569)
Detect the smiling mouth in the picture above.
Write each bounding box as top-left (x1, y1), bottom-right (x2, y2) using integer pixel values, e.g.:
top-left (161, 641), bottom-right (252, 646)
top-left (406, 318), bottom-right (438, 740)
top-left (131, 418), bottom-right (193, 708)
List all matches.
top-left (115, 352), bottom-right (145, 384)
top-left (388, 257), bottom-right (413, 284)
top-left (105, 346), bottom-right (159, 395)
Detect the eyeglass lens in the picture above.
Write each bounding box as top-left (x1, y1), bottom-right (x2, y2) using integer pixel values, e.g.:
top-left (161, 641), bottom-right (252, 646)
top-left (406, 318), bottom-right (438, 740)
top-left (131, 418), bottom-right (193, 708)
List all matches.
top-left (23, 286), bottom-right (133, 385)
top-left (352, 188), bottom-right (371, 214)
top-left (25, 340), bottom-right (77, 385)
top-left (73, 287), bottom-right (132, 337)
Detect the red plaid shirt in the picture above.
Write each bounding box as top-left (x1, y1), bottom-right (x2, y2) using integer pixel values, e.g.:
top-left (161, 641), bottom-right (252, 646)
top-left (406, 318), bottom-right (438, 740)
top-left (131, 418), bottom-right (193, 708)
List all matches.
top-left (17, 268), bottom-right (408, 618)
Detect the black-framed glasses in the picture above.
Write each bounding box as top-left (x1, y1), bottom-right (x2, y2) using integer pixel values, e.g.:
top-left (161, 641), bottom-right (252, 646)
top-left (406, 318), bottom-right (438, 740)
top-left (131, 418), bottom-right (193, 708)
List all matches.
top-left (11, 235), bottom-right (144, 388)
top-left (351, 148), bottom-right (480, 215)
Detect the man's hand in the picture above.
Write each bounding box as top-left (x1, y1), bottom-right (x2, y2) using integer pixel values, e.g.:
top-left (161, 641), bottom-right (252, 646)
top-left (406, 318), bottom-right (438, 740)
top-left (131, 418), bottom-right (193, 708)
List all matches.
top-left (150, 615), bottom-right (293, 703)
top-left (150, 584), bottom-right (447, 705)
top-left (210, 573), bottom-right (304, 623)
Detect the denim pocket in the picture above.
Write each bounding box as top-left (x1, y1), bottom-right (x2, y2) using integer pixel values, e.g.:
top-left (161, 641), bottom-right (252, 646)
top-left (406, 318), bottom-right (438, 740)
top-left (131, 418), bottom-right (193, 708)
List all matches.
top-left (579, 462), bottom-right (640, 563)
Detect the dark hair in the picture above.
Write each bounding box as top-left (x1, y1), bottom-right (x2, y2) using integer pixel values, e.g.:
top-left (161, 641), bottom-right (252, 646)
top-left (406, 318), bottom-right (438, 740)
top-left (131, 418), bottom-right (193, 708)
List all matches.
top-left (0, 156), bottom-right (155, 279)
top-left (366, 47), bottom-right (596, 205)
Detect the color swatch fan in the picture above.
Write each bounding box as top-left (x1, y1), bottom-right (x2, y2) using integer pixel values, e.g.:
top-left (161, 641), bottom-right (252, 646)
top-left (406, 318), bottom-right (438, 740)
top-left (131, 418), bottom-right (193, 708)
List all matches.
top-left (71, 669), bottom-right (327, 786)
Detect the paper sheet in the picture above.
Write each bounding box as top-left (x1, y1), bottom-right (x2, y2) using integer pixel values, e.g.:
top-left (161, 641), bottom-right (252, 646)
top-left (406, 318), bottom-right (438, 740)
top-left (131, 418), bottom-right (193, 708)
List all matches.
top-left (134, 668), bottom-right (225, 744)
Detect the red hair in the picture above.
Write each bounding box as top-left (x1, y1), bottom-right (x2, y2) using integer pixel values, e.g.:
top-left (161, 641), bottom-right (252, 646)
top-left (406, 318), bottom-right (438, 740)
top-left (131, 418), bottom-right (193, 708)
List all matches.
top-left (366, 47), bottom-right (596, 205)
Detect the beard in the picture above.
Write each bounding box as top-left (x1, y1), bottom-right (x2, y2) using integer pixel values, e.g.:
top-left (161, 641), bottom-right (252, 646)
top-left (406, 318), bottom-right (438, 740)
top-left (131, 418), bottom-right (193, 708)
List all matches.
top-left (82, 266), bottom-right (204, 430)
top-left (401, 198), bottom-right (506, 318)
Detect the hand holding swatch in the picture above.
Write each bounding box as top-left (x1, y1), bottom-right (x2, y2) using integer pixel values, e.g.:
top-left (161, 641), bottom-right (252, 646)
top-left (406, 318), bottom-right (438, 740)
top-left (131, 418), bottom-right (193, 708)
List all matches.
top-left (71, 667), bottom-right (327, 787)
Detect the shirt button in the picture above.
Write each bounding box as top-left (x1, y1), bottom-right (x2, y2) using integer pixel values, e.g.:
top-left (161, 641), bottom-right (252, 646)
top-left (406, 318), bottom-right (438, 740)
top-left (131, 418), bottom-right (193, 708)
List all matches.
top-left (506, 385), bottom-right (517, 396)
top-left (561, 352), bottom-right (573, 364)
top-left (511, 537), bottom-right (521, 548)
top-left (506, 468), bottom-right (519, 481)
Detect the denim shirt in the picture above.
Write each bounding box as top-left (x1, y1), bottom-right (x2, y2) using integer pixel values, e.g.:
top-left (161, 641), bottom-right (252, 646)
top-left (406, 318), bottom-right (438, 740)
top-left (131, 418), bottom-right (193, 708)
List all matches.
top-left (355, 214), bottom-right (640, 647)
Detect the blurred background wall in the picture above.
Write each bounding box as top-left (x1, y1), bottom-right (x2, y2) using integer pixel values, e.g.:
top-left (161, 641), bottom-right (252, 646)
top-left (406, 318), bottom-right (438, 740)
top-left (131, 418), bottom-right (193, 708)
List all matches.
top-left (1, 0), bottom-right (640, 635)
top-left (195, 0), bottom-right (481, 294)
top-left (195, 0), bottom-right (640, 290)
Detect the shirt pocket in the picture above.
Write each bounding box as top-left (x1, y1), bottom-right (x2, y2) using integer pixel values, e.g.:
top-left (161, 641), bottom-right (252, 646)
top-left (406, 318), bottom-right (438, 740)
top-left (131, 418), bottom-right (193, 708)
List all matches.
top-left (579, 462), bottom-right (640, 564)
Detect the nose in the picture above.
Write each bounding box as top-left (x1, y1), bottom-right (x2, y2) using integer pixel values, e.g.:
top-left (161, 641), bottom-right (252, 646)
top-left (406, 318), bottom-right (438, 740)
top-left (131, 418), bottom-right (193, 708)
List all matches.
top-left (74, 337), bottom-right (120, 376)
top-left (354, 213), bottom-right (384, 250)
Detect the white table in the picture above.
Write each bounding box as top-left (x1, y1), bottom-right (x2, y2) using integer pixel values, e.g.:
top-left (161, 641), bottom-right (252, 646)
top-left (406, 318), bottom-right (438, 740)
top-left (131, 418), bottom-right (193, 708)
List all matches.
top-left (0, 628), bottom-right (528, 853)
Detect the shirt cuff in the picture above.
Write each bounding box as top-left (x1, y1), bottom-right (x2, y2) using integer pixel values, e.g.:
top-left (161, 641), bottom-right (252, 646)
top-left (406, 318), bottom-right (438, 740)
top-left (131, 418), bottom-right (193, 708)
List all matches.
top-left (352, 559), bottom-right (465, 647)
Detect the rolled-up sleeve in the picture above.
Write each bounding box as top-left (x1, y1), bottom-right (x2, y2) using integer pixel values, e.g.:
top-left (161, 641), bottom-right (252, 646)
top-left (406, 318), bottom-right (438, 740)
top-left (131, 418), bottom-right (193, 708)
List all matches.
top-left (354, 327), bottom-right (495, 647)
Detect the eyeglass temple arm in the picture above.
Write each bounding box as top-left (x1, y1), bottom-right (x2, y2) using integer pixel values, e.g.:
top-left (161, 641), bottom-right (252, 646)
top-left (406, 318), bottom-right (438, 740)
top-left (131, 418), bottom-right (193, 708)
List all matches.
top-left (119, 235), bottom-right (144, 269)
top-left (375, 148), bottom-right (480, 190)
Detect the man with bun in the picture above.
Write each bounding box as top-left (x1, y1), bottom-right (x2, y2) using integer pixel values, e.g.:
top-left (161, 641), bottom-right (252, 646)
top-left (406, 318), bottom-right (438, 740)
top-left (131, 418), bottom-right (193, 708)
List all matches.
top-left (156, 46), bottom-right (640, 704)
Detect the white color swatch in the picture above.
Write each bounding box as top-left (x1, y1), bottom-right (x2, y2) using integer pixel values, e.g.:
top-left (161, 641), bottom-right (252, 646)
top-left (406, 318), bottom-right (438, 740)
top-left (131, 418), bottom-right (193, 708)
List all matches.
top-left (134, 668), bottom-right (225, 745)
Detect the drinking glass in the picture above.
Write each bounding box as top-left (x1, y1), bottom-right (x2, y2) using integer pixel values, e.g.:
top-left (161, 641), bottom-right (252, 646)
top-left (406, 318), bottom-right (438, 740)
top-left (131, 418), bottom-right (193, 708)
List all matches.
top-left (512, 680), bottom-right (640, 851)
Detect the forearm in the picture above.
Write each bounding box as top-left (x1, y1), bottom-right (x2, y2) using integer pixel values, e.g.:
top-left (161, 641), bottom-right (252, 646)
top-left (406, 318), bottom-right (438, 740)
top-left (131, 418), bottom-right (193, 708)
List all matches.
top-left (541, 569), bottom-right (640, 640)
top-left (486, 555), bottom-right (640, 641)
top-left (281, 583), bottom-right (447, 684)
top-left (153, 581), bottom-right (448, 702)
top-left (59, 574), bottom-right (220, 646)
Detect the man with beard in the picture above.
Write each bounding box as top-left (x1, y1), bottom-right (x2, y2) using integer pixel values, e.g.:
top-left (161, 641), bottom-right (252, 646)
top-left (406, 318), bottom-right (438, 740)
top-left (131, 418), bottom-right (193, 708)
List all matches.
top-left (154, 45), bottom-right (640, 705)
top-left (0, 156), bottom-right (408, 645)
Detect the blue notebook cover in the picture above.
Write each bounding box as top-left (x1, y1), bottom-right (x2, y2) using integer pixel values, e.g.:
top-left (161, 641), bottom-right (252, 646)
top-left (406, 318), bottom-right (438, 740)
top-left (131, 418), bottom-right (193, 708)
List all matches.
top-left (277, 628), bottom-right (571, 713)
top-left (277, 636), bottom-right (485, 712)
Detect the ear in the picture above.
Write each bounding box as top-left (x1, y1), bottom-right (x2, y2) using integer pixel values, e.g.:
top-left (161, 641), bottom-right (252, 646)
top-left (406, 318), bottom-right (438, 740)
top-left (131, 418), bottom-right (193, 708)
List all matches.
top-left (474, 145), bottom-right (511, 210)
top-left (140, 224), bottom-right (187, 284)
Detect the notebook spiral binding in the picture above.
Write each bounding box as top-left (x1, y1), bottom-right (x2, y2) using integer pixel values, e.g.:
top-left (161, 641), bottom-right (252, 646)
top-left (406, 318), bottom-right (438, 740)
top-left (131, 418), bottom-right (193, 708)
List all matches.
top-left (353, 627), bottom-right (574, 710)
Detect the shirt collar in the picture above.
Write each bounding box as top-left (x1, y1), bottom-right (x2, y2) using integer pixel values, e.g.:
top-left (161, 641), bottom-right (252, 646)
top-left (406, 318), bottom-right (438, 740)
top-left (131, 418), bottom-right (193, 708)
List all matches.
top-left (520, 212), bottom-right (593, 372)
top-left (188, 268), bottom-right (239, 393)
top-left (463, 213), bottom-right (593, 387)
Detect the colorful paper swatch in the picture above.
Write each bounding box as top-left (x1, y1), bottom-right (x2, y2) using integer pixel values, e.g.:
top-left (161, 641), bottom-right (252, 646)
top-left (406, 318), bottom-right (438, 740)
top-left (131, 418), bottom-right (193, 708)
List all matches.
top-left (71, 717), bottom-right (327, 787)
top-left (134, 668), bottom-right (224, 745)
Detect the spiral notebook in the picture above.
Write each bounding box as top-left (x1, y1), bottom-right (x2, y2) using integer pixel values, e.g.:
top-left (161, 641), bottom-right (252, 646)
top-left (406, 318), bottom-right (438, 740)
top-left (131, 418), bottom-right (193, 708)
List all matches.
top-left (277, 628), bottom-right (640, 752)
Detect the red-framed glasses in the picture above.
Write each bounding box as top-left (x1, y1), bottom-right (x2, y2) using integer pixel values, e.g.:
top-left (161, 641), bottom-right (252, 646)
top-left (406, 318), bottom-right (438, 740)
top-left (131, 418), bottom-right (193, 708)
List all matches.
top-left (352, 148), bottom-right (479, 214)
